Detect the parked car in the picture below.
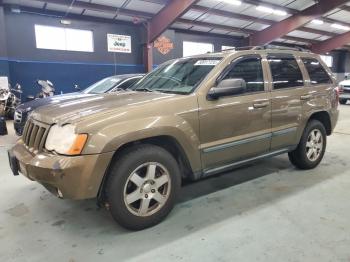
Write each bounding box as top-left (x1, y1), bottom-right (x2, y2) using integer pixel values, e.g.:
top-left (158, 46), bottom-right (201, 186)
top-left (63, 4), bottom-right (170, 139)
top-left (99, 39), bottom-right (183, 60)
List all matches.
top-left (338, 79), bottom-right (350, 104)
top-left (13, 74), bottom-right (144, 135)
top-left (8, 46), bottom-right (339, 230)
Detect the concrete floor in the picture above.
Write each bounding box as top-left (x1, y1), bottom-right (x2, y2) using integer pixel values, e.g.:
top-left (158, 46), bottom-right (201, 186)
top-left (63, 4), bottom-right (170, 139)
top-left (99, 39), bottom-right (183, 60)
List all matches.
top-left (1, 106), bottom-right (350, 262)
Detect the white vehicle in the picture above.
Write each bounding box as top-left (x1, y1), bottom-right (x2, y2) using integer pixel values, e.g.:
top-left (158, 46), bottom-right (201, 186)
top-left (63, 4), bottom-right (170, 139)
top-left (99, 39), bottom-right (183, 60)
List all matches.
top-left (339, 79), bottom-right (350, 104)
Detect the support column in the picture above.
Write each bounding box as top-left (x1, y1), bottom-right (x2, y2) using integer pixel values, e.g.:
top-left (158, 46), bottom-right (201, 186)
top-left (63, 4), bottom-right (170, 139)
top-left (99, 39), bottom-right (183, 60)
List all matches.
top-left (143, 22), bottom-right (153, 73)
top-left (0, 6), bottom-right (9, 78)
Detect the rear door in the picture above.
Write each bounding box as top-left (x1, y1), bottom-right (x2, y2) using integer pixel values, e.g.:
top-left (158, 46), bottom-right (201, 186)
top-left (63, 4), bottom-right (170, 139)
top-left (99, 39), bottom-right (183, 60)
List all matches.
top-left (267, 53), bottom-right (306, 150)
top-left (299, 57), bottom-right (335, 105)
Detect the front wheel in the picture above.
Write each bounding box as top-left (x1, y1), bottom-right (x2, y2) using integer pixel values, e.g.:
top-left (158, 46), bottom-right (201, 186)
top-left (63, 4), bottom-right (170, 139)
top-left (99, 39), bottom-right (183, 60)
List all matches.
top-left (105, 145), bottom-right (181, 230)
top-left (288, 120), bottom-right (327, 170)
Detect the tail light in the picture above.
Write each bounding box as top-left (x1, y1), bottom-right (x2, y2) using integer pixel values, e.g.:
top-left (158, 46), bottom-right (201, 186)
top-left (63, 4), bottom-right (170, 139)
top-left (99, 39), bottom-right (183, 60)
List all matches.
top-left (335, 86), bottom-right (340, 105)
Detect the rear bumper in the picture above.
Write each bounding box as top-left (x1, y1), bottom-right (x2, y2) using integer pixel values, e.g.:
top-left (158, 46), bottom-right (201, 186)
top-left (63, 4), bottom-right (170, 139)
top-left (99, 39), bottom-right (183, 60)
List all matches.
top-left (330, 108), bottom-right (339, 133)
top-left (9, 141), bottom-right (114, 200)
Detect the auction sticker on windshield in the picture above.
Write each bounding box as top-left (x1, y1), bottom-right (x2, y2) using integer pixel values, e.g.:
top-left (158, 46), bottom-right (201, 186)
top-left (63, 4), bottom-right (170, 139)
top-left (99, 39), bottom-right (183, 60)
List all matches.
top-left (194, 60), bottom-right (221, 66)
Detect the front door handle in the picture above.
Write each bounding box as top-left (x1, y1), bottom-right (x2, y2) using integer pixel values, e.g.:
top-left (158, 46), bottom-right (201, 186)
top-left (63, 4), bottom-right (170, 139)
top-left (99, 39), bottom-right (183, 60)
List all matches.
top-left (300, 94), bottom-right (312, 101)
top-left (253, 102), bottom-right (269, 108)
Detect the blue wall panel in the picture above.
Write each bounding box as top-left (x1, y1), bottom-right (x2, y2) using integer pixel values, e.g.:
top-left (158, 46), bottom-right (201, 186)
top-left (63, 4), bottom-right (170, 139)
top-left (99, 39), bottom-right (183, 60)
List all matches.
top-left (0, 58), bottom-right (9, 78)
top-left (8, 60), bottom-right (144, 98)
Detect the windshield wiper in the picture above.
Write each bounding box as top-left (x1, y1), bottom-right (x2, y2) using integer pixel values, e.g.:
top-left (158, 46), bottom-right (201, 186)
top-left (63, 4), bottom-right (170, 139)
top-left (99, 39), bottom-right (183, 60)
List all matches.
top-left (135, 87), bottom-right (154, 92)
top-left (155, 89), bottom-right (186, 95)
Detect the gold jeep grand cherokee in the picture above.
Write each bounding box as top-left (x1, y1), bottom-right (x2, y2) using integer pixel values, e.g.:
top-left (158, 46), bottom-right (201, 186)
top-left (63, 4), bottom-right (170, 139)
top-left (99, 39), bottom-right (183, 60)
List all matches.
top-left (8, 46), bottom-right (339, 230)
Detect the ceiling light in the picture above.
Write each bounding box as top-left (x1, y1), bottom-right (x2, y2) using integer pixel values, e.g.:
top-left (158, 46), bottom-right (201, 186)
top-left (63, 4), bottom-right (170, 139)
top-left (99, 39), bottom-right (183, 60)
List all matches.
top-left (256, 5), bottom-right (287, 16)
top-left (60, 19), bottom-right (72, 25)
top-left (311, 19), bottom-right (324, 25)
top-left (256, 5), bottom-right (273, 13)
top-left (331, 23), bottom-right (350, 31)
top-left (273, 10), bottom-right (287, 16)
top-left (221, 0), bottom-right (242, 5)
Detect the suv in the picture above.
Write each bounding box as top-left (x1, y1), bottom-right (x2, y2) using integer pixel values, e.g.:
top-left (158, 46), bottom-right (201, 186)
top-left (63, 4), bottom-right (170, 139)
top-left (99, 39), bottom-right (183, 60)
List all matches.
top-left (8, 47), bottom-right (339, 230)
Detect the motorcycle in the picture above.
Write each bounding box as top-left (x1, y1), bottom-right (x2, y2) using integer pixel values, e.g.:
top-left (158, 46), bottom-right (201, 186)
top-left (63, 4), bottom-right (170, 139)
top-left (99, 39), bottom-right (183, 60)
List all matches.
top-left (0, 83), bottom-right (22, 119)
top-left (26, 80), bottom-right (55, 101)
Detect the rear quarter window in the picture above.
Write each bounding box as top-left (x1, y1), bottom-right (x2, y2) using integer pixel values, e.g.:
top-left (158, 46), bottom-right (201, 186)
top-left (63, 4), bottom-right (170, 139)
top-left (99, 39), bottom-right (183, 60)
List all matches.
top-left (302, 58), bottom-right (333, 85)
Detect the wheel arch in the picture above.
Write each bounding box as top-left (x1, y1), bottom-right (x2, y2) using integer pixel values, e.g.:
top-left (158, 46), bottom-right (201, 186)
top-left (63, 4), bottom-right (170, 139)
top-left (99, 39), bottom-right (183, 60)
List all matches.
top-left (97, 135), bottom-right (196, 203)
top-left (308, 111), bottom-right (332, 135)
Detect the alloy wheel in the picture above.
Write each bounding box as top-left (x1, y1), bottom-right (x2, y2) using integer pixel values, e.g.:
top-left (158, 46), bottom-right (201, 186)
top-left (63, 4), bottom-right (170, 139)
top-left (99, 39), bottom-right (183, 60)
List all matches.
top-left (306, 129), bottom-right (323, 162)
top-left (123, 162), bottom-right (171, 217)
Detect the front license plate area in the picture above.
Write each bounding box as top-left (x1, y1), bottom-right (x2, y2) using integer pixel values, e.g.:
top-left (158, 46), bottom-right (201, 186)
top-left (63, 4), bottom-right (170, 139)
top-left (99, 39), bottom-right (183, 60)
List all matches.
top-left (8, 151), bottom-right (20, 176)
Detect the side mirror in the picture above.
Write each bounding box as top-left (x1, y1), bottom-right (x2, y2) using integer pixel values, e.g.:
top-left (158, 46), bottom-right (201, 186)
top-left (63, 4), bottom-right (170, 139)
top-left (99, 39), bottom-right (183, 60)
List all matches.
top-left (207, 78), bottom-right (246, 100)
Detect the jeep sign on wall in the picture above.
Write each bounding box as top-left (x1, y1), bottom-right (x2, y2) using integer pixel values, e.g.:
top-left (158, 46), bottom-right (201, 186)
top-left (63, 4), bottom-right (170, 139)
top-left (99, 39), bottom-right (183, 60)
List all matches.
top-left (107, 34), bottom-right (131, 53)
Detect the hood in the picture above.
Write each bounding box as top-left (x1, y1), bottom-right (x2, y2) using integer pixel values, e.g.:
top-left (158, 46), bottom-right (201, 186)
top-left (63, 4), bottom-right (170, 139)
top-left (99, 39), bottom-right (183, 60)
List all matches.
top-left (16, 92), bottom-right (95, 112)
top-left (31, 91), bottom-right (175, 125)
top-left (339, 79), bottom-right (350, 86)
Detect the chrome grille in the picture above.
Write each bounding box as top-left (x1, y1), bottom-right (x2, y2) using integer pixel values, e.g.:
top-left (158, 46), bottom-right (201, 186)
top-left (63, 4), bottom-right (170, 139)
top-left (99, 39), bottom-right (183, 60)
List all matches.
top-left (14, 110), bottom-right (22, 123)
top-left (22, 119), bottom-right (50, 153)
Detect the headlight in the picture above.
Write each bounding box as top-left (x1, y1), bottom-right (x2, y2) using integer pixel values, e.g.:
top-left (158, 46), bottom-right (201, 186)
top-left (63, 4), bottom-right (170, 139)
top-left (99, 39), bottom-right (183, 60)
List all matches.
top-left (45, 124), bottom-right (87, 155)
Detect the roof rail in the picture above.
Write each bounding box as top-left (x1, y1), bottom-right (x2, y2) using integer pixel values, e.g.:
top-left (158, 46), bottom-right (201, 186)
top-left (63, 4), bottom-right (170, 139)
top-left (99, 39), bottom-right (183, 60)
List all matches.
top-left (222, 45), bottom-right (310, 52)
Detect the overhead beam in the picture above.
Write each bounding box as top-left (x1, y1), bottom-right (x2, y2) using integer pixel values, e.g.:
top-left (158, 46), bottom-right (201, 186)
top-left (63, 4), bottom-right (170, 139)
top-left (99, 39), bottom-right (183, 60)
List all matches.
top-left (177, 18), bottom-right (252, 35)
top-left (148, 0), bottom-right (199, 43)
top-left (312, 31), bottom-right (350, 54)
top-left (243, 0), bottom-right (350, 29)
top-left (176, 19), bottom-right (317, 45)
top-left (191, 5), bottom-right (337, 38)
top-left (249, 0), bottom-right (348, 46)
top-left (30, 0), bottom-right (153, 19)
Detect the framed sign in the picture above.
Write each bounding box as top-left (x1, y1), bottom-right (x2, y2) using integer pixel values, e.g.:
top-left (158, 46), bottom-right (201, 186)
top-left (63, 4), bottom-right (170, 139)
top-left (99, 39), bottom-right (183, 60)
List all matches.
top-left (154, 36), bottom-right (174, 55)
top-left (107, 34), bottom-right (131, 53)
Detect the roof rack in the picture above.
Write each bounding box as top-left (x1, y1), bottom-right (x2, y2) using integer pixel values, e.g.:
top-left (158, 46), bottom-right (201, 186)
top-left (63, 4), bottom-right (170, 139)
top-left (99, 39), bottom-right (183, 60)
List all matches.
top-left (222, 45), bottom-right (310, 52)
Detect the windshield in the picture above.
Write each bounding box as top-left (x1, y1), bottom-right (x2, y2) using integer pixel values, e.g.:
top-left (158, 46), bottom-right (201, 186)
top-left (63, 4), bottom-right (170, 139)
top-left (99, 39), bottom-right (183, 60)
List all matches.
top-left (82, 77), bottom-right (122, 94)
top-left (133, 57), bottom-right (222, 94)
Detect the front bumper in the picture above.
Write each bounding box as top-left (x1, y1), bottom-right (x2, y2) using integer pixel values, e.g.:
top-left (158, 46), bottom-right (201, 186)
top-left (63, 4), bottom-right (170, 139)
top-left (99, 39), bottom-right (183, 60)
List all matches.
top-left (13, 121), bottom-right (24, 136)
top-left (340, 93), bottom-right (350, 100)
top-left (8, 141), bottom-right (114, 200)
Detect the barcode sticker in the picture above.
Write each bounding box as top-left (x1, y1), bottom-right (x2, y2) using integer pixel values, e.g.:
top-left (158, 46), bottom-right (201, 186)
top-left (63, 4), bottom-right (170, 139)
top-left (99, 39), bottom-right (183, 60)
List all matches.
top-left (194, 60), bottom-right (221, 66)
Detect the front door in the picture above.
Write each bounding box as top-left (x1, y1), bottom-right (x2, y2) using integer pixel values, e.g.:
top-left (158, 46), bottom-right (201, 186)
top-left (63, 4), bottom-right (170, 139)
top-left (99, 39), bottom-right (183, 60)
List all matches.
top-left (198, 55), bottom-right (272, 172)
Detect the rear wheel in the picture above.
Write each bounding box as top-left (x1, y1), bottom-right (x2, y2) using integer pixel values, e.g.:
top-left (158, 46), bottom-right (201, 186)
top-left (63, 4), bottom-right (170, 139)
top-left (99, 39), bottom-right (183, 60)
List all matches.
top-left (288, 120), bottom-right (326, 170)
top-left (105, 145), bottom-right (181, 230)
top-left (339, 99), bottom-right (347, 105)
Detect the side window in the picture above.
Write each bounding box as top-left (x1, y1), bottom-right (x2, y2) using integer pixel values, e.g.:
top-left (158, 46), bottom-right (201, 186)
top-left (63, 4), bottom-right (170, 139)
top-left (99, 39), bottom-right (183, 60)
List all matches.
top-left (302, 58), bottom-right (333, 85)
top-left (114, 78), bottom-right (139, 91)
top-left (222, 56), bottom-right (264, 93)
top-left (267, 55), bottom-right (304, 89)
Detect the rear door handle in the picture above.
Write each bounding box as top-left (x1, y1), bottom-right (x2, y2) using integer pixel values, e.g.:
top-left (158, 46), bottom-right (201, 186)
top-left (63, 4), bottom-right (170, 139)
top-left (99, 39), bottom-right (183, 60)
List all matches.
top-left (253, 102), bottom-right (269, 108)
top-left (300, 94), bottom-right (312, 101)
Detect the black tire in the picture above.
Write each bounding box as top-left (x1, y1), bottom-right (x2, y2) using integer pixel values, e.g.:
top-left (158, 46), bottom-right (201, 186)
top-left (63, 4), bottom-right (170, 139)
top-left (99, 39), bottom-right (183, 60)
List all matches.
top-left (105, 144), bottom-right (181, 230)
top-left (288, 120), bottom-right (327, 170)
top-left (339, 99), bottom-right (347, 105)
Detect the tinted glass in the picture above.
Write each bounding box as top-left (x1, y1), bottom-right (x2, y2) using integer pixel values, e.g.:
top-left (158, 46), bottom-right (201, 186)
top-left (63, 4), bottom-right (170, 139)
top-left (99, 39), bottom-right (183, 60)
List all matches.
top-left (223, 57), bottom-right (264, 93)
top-left (268, 55), bottom-right (304, 89)
top-left (113, 78), bottom-right (141, 91)
top-left (134, 57), bottom-right (222, 94)
top-left (82, 77), bottom-right (120, 94)
top-left (302, 58), bottom-right (332, 85)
